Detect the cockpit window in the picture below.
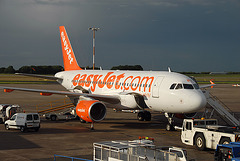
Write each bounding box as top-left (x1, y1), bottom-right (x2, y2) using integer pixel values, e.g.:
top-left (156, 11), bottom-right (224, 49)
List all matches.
top-left (170, 84), bottom-right (176, 89)
top-left (193, 84), bottom-right (200, 89)
top-left (183, 84), bottom-right (194, 89)
top-left (175, 84), bottom-right (183, 89)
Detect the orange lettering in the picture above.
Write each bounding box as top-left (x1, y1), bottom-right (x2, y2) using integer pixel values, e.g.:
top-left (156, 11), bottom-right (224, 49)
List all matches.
top-left (139, 76), bottom-right (154, 92)
top-left (72, 74), bottom-right (80, 86)
top-left (131, 76), bottom-right (141, 91)
top-left (123, 76), bottom-right (133, 90)
top-left (106, 75), bottom-right (116, 89)
top-left (85, 74), bottom-right (94, 87)
top-left (115, 73), bottom-right (125, 89)
top-left (91, 74), bottom-right (103, 92)
top-left (98, 72), bottom-right (114, 88)
top-left (78, 74), bottom-right (87, 86)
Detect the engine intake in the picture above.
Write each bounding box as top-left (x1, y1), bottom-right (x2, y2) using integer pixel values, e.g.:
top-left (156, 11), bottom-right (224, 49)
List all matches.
top-left (76, 100), bottom-right (106, 122)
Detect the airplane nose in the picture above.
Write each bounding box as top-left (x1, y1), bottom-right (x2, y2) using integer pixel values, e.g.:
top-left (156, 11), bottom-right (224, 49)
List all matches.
top-left (188, 92), bottom-right (207, 112)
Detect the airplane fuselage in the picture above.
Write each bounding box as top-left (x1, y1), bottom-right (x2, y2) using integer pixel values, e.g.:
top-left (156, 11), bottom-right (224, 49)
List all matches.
top-left (55, 70), bottom-right (207, 113)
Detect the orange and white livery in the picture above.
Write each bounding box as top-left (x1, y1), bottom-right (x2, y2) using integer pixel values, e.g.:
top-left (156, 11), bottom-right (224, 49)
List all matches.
top-left (0, 26), bottom-right (210, 130)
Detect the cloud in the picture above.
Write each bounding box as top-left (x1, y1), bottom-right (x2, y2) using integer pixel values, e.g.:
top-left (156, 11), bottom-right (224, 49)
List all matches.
top-left (0, 0), bottom-right (240, 72)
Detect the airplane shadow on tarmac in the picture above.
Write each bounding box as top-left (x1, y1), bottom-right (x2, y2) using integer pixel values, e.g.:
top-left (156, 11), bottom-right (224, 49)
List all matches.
top-left (103, 113), bottom-right (179, 130)
top-left (0, 132), bottom-right (41, 150)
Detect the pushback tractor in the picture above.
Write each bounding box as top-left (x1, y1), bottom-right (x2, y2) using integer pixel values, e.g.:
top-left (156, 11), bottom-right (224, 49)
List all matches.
top-left (180, 118), bottom-right (240, 150)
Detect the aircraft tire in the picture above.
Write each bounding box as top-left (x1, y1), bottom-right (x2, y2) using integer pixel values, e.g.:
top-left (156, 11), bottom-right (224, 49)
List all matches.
top-left (137, 112), bottom-right (145, 121)
top-left (166, 124), bottom-right (175, 131)
top-left (80, 118), bottom-right (86, 123)
top-left (50, 115), bottom-right (57, 121)
top-left (144, 111), bottom-right (151, 121)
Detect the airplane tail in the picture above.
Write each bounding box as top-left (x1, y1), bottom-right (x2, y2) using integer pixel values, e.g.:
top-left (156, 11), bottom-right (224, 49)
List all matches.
top-left (59, 26), bottom-right (82, 71)
top-left (210, 79), bottom-right (215, 88)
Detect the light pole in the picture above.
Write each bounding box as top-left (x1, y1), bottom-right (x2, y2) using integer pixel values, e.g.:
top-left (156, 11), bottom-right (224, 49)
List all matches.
top-left (88, 27), bottom-right (100, 70)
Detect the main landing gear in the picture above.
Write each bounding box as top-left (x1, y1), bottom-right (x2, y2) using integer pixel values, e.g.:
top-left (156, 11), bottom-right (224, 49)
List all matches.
top-left (137, 111), bottom-right (151, 121)
top-left (165, 112), bottom-right (175, 131)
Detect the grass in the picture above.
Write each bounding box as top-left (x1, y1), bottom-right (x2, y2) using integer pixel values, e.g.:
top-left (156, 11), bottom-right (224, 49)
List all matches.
top-left (0, 74), bottom-right (56, 84)
top-left (186, 74), bottom-right (240, 84)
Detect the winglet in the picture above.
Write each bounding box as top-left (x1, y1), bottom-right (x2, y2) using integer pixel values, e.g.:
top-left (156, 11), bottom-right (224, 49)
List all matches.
top-left (59, 26), bottom-right (82, 71)
top-left (210, 79), bottom-right (215, 88)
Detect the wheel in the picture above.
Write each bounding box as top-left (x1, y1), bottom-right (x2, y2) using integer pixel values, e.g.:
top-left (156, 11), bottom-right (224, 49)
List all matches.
top-left (144, 111), bottom-right (151, 121)
top-left (20, 126), bottom-right (26, 133)
top-left (5, 124), bottom-right (10, 130)
top-left (50, 115), bottom-right (57, 121)
top-left (80, 118), bottom-right (86, 123)
top-left (137, 112), bottom-right (145, 121)
top-left (166, 123), bottom-right (175, 131)
top-left (219, 137), bottom-right (231, 145)
top-left (195, 133), bottom-right (206, 151)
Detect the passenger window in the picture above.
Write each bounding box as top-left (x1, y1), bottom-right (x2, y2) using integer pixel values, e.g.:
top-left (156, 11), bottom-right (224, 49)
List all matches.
top-left (175, 84), bottom-right (183, 89)
top-left (170, 84), bottom-right (176, 89)
top-left (10, 115), bottom-right (16, 120)
top-left (183, 84), bottom-right (194, 89)
top-left (27, 115), bottom-right (33, 121)
top-left (186, 122), bottom-right (192, 130)
top-left (33, 115), bottom-right (39, 120)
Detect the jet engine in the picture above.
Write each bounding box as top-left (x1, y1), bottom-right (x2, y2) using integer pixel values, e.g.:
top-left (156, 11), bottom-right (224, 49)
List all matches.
top-left (76, 100), bottom-right (107, 122)
top-left (174, 112), bottom-right (197, 119)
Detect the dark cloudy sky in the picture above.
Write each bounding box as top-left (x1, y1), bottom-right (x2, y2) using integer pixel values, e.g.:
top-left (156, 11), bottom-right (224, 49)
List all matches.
top-left (0, 0), bottom-right (240, 72)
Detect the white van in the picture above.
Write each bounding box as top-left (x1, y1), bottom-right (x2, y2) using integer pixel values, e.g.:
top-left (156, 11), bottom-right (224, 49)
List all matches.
top-left (5, 113), bottom-right (40, 132)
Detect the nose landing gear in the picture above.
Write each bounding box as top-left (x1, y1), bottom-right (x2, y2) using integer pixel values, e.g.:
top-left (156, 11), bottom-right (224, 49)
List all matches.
top-left (165, 112), bottom-right (175, 131)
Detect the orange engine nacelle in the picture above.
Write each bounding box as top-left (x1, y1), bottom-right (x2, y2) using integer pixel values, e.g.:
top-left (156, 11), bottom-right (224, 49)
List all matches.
top-left (76, 100), bottom-right (107, 123)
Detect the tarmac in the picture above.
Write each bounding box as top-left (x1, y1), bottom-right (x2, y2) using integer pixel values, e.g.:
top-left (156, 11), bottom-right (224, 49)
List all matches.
top-left (0, 83), bottom-right (239, 161)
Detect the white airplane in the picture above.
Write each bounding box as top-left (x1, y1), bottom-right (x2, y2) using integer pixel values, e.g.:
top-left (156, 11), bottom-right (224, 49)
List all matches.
top-left (0, 26), bottom-right (210, 130)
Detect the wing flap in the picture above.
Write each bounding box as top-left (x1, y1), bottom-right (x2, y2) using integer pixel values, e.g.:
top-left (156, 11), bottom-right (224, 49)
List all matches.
top-left (0, 86), bottom-right (120, 104)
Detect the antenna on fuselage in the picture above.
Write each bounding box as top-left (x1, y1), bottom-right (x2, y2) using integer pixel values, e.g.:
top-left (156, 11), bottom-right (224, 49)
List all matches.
top-left (168, 67), bottom-right (172, 72)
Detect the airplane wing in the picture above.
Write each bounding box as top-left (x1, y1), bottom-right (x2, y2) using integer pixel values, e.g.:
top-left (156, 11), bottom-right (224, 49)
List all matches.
top-left (199, 79), bottom-right (216, 89)
top-left (199, 84), bottom-right (216, 88)
top-left (0, 86), bottom-right (120, 104)
top-left (15, 73), bottom-right (62, 81)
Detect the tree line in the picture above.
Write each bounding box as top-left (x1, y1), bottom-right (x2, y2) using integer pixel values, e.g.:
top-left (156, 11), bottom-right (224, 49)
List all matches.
top-left (0, 66), bottom-right (63, 74)
top-left (0, 65), bottom-right (144, 74)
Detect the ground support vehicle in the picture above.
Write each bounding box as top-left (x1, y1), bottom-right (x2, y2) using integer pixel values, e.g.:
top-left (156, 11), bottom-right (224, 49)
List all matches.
top-left (180, 119), bottom-right (240, 151)
top-left (5, 113), bottom-right (40, 132)
top-left (93, 137), bottom-right (188, 161)
top-left (0, 104), bottom-right (22, 123)
top-left (44, 109), bottom-right (77, 121)
top-left (214, 142), bottom-right (240, 161)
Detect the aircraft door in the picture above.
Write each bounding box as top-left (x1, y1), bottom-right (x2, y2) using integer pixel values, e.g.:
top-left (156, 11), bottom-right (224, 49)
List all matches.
top-left (152, 76), bottom-right (164, 98)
